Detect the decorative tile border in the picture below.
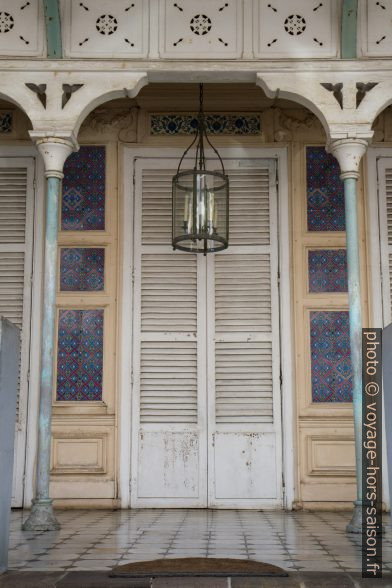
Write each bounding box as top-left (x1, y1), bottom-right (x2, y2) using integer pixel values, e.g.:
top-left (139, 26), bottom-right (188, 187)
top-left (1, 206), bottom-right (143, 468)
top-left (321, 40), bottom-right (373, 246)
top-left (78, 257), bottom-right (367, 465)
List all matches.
top-left (150, 113), bottom-right (261, 135)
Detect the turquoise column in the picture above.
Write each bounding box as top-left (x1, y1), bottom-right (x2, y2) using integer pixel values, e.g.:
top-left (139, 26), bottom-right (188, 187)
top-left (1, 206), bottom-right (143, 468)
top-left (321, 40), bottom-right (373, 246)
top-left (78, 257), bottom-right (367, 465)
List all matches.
top-left (330, 138), bottom-right (368, 534)
top-left (23, 137), bottom-right (75, 531)
top-left (344, 176), bottom-right (363, 533)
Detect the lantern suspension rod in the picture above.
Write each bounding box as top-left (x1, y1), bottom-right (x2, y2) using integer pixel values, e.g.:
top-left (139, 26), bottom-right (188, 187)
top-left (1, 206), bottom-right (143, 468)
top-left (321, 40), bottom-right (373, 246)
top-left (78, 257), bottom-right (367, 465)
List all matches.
top-left (196, 84), bottom-right (206, 171)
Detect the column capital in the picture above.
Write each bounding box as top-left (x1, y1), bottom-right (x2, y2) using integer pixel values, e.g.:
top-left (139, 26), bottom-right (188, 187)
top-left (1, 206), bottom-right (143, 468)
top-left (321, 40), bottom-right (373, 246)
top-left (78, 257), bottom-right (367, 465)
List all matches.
top-left (328, 137), bottom-right (370, 181)
top-left (29, 131), bottom-right (79, 179)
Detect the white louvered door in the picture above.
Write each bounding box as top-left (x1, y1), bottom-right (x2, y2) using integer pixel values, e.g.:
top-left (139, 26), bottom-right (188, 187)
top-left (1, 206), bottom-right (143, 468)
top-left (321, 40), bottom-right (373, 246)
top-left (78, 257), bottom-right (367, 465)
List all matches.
top-left (207, 158), bottom-right (282, 507)
top-left (130, 153), bottom-right (282, 508)
top-left (131, 158), bottom-right (208, 506)
top-left (0, 158), bottom-right (35, 507)
top-left (377, 159), bottom-right (392, 326)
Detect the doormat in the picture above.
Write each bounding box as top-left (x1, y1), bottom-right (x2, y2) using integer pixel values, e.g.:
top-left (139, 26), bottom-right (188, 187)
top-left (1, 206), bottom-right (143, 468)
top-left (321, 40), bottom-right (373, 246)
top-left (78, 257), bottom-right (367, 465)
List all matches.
top-left (110, 557), bottom-right (288, 577)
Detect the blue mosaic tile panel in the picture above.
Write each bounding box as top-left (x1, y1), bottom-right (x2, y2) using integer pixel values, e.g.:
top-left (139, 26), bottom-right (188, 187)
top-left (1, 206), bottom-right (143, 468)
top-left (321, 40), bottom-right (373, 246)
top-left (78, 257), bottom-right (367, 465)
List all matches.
top-left (308, 249), bottom-right (348, 293)
top-left (60, 248), bottom-right (105, 292)
top-left (310, 311), bottom-right (353, 403)
top-left (62, 146), bottom-right (105, 231)
top-left (307, 146), bottom-right (345, 231)
top-left (150, 113), bottom-right (261, 135)
top-left (56, 309), bottom-right (104, 401)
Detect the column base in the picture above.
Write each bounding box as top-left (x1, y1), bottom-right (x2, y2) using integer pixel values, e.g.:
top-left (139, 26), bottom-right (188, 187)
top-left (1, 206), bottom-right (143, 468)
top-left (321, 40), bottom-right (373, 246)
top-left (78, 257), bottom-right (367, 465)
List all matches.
top-left (347, 501), bottom-right (385, 534)
top-left (22, 498), bottom-right (60, 531)
top-left (346, 501), bottom-right (362, 534)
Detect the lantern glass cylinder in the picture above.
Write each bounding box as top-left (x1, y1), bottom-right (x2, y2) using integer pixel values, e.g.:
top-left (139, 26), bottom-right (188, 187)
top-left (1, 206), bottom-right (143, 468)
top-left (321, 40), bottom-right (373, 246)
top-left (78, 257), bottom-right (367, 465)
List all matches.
top-left (172, 169), bottom-right (229, 253)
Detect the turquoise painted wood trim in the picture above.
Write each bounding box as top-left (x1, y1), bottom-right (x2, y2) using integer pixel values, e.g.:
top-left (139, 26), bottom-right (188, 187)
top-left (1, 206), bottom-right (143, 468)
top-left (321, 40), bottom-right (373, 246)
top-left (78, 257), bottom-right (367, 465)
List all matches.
top-left (341, 0), bottom-right (358, 59)
top-left (44, 0), bottom-right (62, 59)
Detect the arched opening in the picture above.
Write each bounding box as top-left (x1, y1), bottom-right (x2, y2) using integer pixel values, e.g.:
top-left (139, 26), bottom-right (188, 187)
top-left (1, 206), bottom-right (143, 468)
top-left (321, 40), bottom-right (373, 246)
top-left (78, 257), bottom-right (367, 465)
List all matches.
top-left (0, 96), bottom-right (33, 139)
top-left (42, 82), bottom-right (360, 511)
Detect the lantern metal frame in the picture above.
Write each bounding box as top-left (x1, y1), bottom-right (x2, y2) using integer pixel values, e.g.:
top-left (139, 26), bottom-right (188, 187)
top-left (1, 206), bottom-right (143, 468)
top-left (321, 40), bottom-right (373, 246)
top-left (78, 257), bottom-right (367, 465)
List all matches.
top-left (172, 84), bottom-right (229, 254)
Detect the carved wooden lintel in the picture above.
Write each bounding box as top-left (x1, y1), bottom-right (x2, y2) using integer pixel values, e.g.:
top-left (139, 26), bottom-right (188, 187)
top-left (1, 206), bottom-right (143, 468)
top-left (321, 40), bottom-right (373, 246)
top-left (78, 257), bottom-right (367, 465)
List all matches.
top-left (271, 107), bottom-right (323, 141)
top-left (79, 105), bottom-right (139, 141)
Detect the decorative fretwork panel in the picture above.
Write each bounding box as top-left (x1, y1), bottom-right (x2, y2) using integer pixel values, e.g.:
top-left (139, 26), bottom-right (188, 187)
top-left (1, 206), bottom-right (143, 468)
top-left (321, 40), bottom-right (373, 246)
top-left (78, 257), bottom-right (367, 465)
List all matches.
top-left (62, 146), bottom-right (106, 231)
top-left (306, 146), bottom-right (345, 232)
top-left (62, 0), bottom-right (148, 58)
top-left (56, 309), bottom-right (104, 401)
top-left (310, 311), bottom-right (353, 403)
top-left (360, 0), bottom-right (392, 57)
top-left (150, 113), bottom-right (261, 135)
top-left (0, 0), bottom-right (44, 56)
top-left (253, 0), bottom-right (338, 58)
top-left (159, 0), bottom-right (243, 58)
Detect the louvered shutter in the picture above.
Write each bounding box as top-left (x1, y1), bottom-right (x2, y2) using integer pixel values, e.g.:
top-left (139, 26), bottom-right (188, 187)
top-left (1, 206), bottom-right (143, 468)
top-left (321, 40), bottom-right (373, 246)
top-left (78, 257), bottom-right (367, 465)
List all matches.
top-left (378, 160), bottom-right (392, 326)
top-left (0, 159), bottom-right (35, 507)
top-left (207, 158), bottom-right (281, 506)
top-left (130, 152), bottom-right (282, 509)
top-left (131, 158), bottom-right (207, 506)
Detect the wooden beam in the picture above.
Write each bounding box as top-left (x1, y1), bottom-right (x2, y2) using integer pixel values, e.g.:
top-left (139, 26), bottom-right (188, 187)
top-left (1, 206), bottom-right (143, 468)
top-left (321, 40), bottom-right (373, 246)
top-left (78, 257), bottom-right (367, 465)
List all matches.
top-left (43, 0), bottom-right (62, 59)
top-left (341, 0), bottom-right (358, 59)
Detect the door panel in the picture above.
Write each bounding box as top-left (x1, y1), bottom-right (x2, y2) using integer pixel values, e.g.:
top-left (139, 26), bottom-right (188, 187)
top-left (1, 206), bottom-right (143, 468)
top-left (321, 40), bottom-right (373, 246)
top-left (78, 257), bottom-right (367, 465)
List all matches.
top-left (213, 432), bottom-right (277, 499)
top-left (207, 159), bottom-right (282, 507)
top-left (131, 159), bottom-right (207, 507)
top-left (130, 153), bottom-right (282, 508)
top-left (0, 158), bottom-right (35, 507)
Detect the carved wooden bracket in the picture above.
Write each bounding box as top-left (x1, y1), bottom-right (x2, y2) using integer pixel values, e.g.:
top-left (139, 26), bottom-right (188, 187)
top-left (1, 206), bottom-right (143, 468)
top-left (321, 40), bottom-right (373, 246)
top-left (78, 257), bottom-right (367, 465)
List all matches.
top-left (62, 84), bottom-right (84, 109)
top-left (356, 82), bottom-right (379, 108)
top-left (25, 83), bottom-right (47, 108)
top-left (320, 83), bottom-right (343, 109)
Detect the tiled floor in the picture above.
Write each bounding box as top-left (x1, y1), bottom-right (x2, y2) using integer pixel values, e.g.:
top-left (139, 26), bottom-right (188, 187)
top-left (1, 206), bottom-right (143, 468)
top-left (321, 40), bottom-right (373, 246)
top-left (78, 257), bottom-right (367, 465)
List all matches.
top-left (7, 509), bottom-right (392, 574)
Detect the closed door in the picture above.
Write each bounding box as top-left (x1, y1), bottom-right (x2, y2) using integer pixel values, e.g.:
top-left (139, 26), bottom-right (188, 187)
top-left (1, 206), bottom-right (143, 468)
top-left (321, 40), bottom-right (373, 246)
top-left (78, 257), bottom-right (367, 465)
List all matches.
top-left (0, 157), bottom-right (35, 507)
top-left (130, 152), bottom-right (282, 508)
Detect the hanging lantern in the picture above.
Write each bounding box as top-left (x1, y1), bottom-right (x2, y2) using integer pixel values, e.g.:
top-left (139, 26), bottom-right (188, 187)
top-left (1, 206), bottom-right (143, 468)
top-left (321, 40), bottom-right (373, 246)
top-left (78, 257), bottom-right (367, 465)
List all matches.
top-left (172, 84), bottom-right (229, 254)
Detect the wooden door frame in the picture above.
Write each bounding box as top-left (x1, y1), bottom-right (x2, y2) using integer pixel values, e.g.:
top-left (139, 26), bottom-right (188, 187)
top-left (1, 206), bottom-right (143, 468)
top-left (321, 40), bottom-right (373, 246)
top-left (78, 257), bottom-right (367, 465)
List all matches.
top-left (365, 147), bottom-right (392, 509)
top-left (119, 145), bottom-right (294, 509)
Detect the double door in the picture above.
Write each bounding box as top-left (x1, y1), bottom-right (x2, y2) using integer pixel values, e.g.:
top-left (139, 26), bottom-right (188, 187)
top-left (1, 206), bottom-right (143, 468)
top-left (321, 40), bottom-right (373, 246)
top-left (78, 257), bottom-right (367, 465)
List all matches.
top-left (130, 151), bottom-right (282, 508)
top-left (0, 157), bottom-right (35, 507)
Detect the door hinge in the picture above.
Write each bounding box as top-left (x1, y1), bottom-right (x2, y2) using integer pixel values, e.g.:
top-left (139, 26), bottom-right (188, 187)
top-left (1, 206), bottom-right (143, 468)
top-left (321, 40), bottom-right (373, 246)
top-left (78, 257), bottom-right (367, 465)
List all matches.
top-left (131, 267), bottom-right (135, 284)
top-left (131, 370), bottom-right (134, 385)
